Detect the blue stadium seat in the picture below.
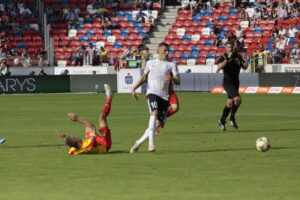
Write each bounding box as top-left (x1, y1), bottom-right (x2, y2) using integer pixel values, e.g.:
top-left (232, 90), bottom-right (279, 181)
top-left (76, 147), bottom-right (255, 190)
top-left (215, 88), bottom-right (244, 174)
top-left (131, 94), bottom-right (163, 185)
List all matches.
top-left (179, 54), bottom-right (189, 60)
top-left (192, 17), bottom-right (201, 23)
top-left (13, 29), bottom-right (22, 37)
top-left (120, 29), bottom-right (130, 36)
top-left (113, 41), bottom-right (122, 48)
top-left (128, 19), bottom-right (136, 23)
top-left (288, 37), bottom-right (295, 45)
top-left (205, 22), bottom-right (214, 29)
top-left (115, 11), bottom-right (124, 18)
top-left (138, 31), bottom-right (147, 37)
top-left (254, 27), bottom-right (263, 34)
top-left (85, 29), bottom-right (94, 37)
top-left (83, 18), bottom-right (93, 24)
top-left (17, 42), bottom-right (26, 48)
top-left (249, 2), bottom-right (259, 8)
top-left (88, 42), bottom-right (96, 47)
top-left (194, 12), bottom-right (203, 17)
top-left (296, 25), bottom-right (300, 30)
top-left (191, 46), bottom-right (200, 52)
top-left (1, 24), bottom-right (11, 31)
top-left (169, 47), bottom-right (175, 55)
top-left (189, 53), bottom-right (199, 59)
top-left (218, 15), bottom-right (227, 22)
top-left (182, 35), bottom-right (191, 41)
top-left (103, 29), bottom-right (112, 37)
top-left (134, 23), bottom-right (143, 29)
top-left (123, 11), bottom-right (132, 19)
top-left (60, 0), bottom-right (69, 5)
top-left (207, 53), bottom-right (216, 59)
top-left (203, 10), bottom-right (212, 16)
top-left (75, 24), bottom-right (84, 30)
top-left (47, 18), bottom-right (56, 24)
top-left (79, 36), bottom-right (88, 42)
top-left (229, 8), bottom-right (238, 15)
top-left (204, 40), bottom-right (214, 47)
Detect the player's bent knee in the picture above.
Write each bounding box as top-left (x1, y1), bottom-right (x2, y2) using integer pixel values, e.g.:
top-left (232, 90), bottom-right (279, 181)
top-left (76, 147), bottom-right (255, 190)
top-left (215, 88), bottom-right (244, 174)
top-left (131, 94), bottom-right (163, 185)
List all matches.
top-left (171, 104), bottom-right (179, 112)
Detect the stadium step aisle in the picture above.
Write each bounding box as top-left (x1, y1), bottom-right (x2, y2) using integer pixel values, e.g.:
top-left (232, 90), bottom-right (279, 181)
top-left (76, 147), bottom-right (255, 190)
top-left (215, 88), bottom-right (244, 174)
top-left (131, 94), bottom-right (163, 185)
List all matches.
top-left (145, 6), bottom-right (180, 55)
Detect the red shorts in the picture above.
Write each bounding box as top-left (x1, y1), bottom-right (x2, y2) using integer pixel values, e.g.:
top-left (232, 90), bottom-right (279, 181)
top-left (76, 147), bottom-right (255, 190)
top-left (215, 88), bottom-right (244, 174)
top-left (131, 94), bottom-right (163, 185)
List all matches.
top-left (95, 127), bottom-right (112, 150)
top-left (169, 91), bottom-right (179, 105)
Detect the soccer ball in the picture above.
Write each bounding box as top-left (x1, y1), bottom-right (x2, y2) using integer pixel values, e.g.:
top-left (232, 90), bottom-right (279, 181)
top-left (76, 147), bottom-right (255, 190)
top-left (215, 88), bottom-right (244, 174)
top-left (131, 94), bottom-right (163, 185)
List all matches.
top-left (256, 137), bottom-right (271, 152)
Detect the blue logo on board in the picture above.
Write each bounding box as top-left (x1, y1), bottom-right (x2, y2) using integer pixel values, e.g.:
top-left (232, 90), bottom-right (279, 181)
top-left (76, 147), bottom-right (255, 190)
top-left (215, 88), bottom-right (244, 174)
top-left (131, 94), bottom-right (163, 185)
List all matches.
top-left (125, 73), bottom-right (133, 85)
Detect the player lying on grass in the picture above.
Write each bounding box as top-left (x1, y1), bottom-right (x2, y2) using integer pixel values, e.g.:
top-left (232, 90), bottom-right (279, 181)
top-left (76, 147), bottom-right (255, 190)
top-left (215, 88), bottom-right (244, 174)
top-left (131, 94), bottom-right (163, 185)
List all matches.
top-left (0, 138), bottom-right (6, 144)
top-left (56, 84), bottom-right (113, 155)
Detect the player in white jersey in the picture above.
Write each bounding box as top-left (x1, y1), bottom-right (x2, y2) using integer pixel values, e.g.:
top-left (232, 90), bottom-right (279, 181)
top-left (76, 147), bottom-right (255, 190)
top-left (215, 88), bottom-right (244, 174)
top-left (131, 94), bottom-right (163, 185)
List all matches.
top-left (130, 43), bottom-right (180, 153)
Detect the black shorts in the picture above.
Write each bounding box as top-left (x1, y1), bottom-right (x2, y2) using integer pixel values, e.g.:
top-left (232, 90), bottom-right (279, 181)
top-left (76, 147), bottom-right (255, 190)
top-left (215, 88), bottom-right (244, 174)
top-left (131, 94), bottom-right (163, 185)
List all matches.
top-left (147, 94), bottom-right (169, 124)
top-left (223, 83), bottom-right (240, 99)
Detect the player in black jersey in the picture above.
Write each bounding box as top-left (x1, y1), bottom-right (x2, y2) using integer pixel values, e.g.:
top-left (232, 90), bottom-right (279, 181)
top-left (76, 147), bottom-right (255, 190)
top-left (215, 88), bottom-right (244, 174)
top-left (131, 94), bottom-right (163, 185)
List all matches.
top-left (216, 42), bottom-right (248, 131)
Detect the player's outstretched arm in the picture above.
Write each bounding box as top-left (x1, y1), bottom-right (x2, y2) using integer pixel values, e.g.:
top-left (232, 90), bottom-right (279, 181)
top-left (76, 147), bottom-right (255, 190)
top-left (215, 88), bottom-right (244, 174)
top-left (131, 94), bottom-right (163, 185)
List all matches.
top-left (55, 130), bottom-right (67, 142)
top-left (131, 72), bottom-right (148, 101)
top-left (68, 112), bottom-right (95, 129)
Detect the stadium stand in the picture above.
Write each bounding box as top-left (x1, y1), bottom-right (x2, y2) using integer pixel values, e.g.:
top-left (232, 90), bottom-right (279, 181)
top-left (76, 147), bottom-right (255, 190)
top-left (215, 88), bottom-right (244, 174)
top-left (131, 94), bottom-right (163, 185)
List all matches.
top-left (161, 0), bottom-right (300, 66)
top-left (0, 0), bottom-right (44, 67)
top-left (42, 0), bottom-right (161, 66)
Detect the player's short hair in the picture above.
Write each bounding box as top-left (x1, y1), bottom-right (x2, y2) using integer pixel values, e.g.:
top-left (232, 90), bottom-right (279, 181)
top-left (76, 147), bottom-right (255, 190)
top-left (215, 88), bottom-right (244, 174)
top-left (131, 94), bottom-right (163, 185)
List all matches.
top-left (158, 42), bottom-right (169, 51)
top-left (65, 136), bottom-right (81, 149)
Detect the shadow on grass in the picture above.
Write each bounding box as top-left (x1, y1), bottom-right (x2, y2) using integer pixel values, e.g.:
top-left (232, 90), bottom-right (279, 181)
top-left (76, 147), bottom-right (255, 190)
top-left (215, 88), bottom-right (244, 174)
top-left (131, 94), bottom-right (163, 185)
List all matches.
top-left (175, 128), bottom-right (300, 135)
top-left (0, 144), bottom-right (66, 149)
top-left (161, 146), bottom-right (300, 154)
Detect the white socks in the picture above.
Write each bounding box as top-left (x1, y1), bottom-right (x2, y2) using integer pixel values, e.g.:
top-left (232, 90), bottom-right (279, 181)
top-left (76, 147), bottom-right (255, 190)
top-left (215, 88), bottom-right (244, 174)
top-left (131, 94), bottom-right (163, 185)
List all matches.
top-left (136, 115), bottom-right (157, 147)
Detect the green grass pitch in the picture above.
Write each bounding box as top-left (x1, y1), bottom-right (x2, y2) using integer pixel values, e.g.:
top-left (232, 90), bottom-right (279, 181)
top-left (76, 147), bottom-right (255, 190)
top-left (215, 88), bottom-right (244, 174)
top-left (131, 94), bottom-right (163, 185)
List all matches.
top-left (0, 92), bottom-right (300, 200)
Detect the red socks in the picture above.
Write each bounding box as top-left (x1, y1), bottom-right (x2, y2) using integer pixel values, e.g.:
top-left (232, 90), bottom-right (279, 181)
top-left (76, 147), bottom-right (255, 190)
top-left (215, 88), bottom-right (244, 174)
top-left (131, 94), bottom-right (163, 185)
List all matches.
top-left (102, 96), bottom-right (112, 116)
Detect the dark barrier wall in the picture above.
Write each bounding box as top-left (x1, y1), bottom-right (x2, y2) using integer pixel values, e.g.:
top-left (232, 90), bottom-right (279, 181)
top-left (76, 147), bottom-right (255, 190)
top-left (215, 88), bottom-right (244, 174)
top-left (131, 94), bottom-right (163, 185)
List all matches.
top-left (259, 73), bottom-right (300, 86)
top-left (174, 73), bottom-right (259, 92)
top-left (70, 74), bottom-right (117, 93)
top-left (0, 76), bottom-right (70, 94)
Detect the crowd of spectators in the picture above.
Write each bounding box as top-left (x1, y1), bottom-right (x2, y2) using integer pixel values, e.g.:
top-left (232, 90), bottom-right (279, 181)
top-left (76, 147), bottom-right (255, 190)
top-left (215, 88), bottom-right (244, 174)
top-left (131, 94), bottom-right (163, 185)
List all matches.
top-left (173, 0), bottom-right (300, 70)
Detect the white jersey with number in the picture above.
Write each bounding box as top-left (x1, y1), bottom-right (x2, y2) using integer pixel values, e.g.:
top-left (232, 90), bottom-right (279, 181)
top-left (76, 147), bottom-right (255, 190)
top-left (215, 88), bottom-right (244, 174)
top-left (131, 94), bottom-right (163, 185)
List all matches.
top-left (144, 59), bottom-right (179, 101)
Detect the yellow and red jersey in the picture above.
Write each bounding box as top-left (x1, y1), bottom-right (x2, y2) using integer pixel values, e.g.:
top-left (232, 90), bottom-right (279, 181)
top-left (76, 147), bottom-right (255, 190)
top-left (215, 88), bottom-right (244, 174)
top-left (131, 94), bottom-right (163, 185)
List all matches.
top-left (68, 127), bottom-right (112, 155)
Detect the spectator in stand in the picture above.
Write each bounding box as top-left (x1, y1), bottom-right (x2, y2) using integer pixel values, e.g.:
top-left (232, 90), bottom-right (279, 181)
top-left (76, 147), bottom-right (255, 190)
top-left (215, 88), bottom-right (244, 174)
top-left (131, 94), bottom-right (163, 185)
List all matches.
top-left (290, 44), bottom-right (300, 64)
top-left (111, 0), bottom-right (120, 11)
top-left (135, 7), bottom-right (146, 23)
top-left (0, 59), bottom-right (10, 76)
top-left (177, 0), bottom-right (191, 13)
top-left (287, 24), bottom-right (298, 38)
top-left (87, 4), bottom-right (98, 17)
top-left (84, 43), bottom-right (95, 66)
top-left (276, 36), bottom-right (288, 51)
top-left (66, 9), bottom-right (79, 29)
top-left (38, 69), bottom-right (47, 76)
top-left (102, 15), bottom-right (119, 29)
top-left (22, 50), bottom-right (31, 67)
top-left (97, 3), bottom-right (108, 18)
top-left (277, 5), bottom-right (287, 19)
top-left (75, 45), bottom-right (85, 66)
top-left (253, 8), bottom-right (262, 20)
top-left (272, 27), bottom-right (279, 37)
top-left (98, 47), bottom-right (108, 65)
top-left (270, 6), bottom-right (278, 19)
top-left (135, 0), bottom-right (144, 9)
top-left (37, 48), bottom-right (49, 67)
top-left (143, 0), bottom-right (154, 10)
top-left (0, 48), bottom-right (6, 60)
top-left (234, 40), bottom-right (245, 53)
top-left (261, 7), bottom-right (270, 20)
top-left (278, 26), bottom-right (287, 37)
top-left (19, 4), bottom-right (33, 18)
top-left (235, 26), bottom-right (244, 43)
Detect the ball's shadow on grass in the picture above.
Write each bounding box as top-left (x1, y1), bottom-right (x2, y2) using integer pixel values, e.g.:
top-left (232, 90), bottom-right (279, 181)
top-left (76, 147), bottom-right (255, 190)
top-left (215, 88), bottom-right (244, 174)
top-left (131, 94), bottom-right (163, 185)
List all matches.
top-left (162, 146), bottom-right (300, 154)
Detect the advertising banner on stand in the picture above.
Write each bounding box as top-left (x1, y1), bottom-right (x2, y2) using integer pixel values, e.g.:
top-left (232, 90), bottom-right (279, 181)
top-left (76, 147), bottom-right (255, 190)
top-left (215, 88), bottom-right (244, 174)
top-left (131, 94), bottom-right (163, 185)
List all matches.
top-left (117, 69), bottom-right (144, 93)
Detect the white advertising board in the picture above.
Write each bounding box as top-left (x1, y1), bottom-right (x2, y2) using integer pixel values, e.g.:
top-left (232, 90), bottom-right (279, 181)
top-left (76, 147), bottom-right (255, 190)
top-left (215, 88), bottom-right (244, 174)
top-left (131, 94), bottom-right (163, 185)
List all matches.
top-left (117, 69), bottom-right (143, 93)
